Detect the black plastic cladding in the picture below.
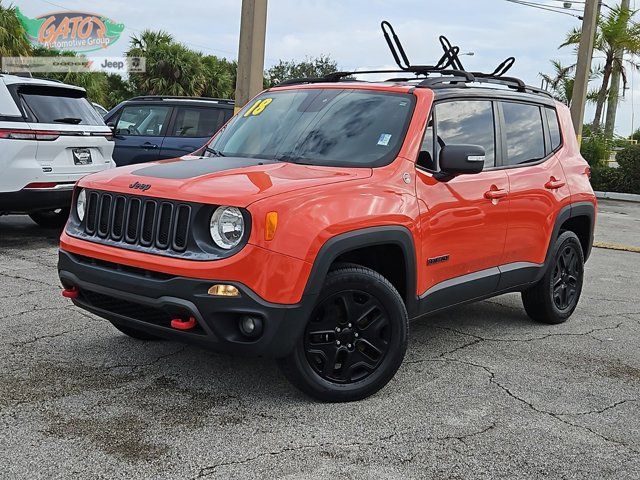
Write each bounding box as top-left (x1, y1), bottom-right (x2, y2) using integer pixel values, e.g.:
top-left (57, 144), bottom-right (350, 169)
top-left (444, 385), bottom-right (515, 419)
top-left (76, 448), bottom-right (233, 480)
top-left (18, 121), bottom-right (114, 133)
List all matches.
top-left (66, 189), bottom-right (251, 261)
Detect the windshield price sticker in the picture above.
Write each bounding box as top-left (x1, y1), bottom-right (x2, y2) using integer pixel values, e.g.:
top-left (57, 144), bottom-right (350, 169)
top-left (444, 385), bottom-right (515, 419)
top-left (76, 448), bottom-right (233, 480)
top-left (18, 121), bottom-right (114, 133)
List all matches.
top-left (244, 98), bottom-right (273, 117)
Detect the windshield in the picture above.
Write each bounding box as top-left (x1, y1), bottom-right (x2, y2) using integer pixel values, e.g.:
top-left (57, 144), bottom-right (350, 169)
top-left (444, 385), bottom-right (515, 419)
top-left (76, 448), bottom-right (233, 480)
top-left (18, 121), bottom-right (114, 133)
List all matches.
top-left (206, 88), bottom-right (415, 167)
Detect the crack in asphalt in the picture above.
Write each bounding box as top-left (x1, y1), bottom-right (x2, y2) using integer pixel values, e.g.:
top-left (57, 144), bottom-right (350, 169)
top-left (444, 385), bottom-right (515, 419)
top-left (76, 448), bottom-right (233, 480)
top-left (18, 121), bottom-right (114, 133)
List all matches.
top-left (415, 356), bottom-right (640, 455)
top-left (0, 305), bottom-right (72, 322)
top-left (193, 423), bottom-right (496, 478)
top-left (9, 326), bottom-right (91, 347)
top-left (102, 345), bottom-right (189, 373)
top-left (0, 270), bottom-right (59, 289)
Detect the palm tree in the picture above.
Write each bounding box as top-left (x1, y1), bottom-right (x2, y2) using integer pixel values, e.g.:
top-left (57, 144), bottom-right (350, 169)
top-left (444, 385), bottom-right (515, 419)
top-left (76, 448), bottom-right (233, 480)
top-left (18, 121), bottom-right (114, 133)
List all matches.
top-left (540, 60), bottom-right (575, 105)
top-left (0, 1), bottom-right (32, 58)
top-left (562, 4), bottom-right (640, 133)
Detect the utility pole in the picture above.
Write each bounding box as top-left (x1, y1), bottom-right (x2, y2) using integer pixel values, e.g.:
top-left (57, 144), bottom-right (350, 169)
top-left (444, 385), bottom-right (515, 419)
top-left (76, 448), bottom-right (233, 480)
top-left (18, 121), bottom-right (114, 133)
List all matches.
top-left (234, 0), bottom-right (268, 114)
top-left (604, 0), bottom-right (630, 137)
top-left (570, 0), bottom-right (599, 144)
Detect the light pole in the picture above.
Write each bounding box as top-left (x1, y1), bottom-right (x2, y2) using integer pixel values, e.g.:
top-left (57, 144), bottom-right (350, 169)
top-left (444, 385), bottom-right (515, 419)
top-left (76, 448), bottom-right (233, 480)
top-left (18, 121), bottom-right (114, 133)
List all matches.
top-left (570, 0), bottom-right (599, 144)
top-left (234, 0), bottom-right (268, 113)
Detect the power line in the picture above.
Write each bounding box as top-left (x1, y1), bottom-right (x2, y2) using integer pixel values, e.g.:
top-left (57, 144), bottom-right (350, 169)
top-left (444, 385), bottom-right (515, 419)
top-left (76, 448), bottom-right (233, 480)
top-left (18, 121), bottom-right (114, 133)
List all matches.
top-left (504, 0), bottom-right (585, 18)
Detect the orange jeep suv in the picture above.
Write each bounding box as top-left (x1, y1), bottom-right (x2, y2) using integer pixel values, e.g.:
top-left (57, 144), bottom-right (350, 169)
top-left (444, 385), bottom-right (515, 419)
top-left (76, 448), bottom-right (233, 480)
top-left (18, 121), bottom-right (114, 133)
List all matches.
top-left (58, 28), bottom-right (596, 401)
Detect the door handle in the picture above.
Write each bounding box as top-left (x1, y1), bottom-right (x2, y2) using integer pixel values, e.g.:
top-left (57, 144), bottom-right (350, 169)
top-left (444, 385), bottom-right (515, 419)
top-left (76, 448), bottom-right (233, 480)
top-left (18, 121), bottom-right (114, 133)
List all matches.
top-left (484, 187), bottom-right (508, 200)
top-left (140, 142), bottom-right (158, 150)
top-left (545, 177), bottom-right (566, 190)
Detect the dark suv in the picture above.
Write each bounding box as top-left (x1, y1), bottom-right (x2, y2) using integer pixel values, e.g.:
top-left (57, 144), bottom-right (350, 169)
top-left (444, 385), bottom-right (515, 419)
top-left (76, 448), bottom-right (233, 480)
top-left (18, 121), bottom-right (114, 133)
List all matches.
top-left (104, 96), bottom-right (234, 166)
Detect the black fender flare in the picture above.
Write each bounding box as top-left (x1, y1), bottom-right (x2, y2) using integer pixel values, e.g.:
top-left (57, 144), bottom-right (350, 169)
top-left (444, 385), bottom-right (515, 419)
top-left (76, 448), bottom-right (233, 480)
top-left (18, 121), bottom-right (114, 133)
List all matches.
top-left (302, 226), bottom-right (419, 317)
top-left (538, 201), bottom-right (596, 282)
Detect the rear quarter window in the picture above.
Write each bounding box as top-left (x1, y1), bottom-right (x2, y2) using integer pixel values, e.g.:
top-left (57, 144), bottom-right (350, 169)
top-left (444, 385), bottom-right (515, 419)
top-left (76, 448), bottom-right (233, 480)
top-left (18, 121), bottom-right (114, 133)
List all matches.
top-left (16, 85), bottom-right (104, 126)
top-left (545, 107), bottom-right (562, 151)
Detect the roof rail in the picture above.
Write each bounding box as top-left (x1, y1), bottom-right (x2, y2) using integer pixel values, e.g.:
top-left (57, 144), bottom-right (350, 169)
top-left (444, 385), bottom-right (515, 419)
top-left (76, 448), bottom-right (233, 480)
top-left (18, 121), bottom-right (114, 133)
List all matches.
top-left (129, 95), bottom-right (234, 104)
top-left (275, 21), bottom-right (552, 99)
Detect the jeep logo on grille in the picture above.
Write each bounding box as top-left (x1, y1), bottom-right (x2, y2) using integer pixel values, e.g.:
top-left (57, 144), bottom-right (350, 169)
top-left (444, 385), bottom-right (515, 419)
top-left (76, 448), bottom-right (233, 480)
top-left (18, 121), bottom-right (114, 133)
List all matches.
top-left (129, 181), bottom-right (151, 191)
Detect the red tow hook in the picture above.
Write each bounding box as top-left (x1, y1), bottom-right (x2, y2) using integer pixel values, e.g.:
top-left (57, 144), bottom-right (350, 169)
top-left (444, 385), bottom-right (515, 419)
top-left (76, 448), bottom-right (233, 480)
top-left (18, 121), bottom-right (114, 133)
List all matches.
top-left (171, 316), bottom-right (197, 331)
top-left (62, 287), bottom-right (79, 299)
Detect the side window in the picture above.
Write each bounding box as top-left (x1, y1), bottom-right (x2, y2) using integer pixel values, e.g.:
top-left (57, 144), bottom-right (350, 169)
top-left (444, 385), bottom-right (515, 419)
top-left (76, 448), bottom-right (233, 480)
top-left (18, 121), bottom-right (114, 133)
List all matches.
top-left (417, 115), bottom-right (435, 170)
top-left (170, 107), bottom-right (228, 138)
top-left (115, 105), bottom-right (171, 136)
top-left (545, 107), bottom-right (562, 152)
top-left (502, 102), bottom-right (545, 165)
top-left (434, 100), bottom-right (496, 168)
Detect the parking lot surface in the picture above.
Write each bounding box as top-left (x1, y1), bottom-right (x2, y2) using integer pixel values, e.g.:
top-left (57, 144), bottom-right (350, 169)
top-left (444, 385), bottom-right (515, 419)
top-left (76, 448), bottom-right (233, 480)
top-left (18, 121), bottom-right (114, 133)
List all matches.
top-left (1, 199), bottom-right (639, 479)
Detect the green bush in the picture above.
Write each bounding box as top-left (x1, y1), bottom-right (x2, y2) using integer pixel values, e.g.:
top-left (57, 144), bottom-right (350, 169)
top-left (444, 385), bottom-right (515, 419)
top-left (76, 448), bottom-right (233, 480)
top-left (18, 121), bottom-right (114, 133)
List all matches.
top-left (615, 145), bottom-right (640, 194)
top-left (580, 134), bottom-right (610, 167)
top-left (590, 164), bottom-right (623, 192)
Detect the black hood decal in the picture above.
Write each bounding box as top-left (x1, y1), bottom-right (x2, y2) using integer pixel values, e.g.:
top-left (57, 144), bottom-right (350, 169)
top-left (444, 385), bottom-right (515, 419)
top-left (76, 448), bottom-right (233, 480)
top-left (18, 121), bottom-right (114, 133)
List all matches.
top-left (132, 156), bottom-right (278, 180)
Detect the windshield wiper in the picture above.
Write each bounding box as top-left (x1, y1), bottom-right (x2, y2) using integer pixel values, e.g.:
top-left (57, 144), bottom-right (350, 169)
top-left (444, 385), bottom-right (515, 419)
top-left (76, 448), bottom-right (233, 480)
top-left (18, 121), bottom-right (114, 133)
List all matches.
top-left (53, 117), bottom-right (82, 124)
top-left (205, 147), bottom-right (226, 157)
top-left (273, 154), bottom-right (312, 165)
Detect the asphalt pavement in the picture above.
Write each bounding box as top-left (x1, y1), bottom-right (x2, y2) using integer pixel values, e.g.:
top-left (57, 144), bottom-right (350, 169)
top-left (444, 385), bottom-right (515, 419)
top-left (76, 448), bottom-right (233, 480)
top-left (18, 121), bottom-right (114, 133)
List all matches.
top-left (0, 199), bottom-right (638, 479)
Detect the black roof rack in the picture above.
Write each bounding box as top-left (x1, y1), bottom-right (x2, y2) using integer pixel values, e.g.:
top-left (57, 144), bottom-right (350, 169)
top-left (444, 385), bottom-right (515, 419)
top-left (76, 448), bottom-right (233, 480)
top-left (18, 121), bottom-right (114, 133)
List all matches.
top-left (129, 95), bottom-right (234, 104)
top-left (276, 21), bottom-right (551, 99)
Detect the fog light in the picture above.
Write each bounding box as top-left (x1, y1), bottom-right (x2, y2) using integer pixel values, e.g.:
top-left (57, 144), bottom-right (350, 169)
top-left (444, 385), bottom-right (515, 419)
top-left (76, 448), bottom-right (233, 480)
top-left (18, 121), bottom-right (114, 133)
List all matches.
top-left (239, 315), bottom-right (263, 338)
top-left (208, 284), bottom-right (239, 296)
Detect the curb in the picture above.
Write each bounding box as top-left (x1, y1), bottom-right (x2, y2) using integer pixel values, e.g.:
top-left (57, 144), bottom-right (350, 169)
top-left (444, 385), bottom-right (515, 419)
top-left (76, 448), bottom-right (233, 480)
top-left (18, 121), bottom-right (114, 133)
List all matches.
top-left (595, 191), bottom-right (640, 203)
top-left (593, 241), bottom-right (640, 253)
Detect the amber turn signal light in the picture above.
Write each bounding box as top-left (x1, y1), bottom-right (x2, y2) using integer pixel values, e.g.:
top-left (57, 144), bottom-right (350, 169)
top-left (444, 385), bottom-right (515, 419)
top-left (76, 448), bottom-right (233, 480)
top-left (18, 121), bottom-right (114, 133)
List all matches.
top-left (208, 284), bottom-right (240, 297)
top-left (265, 211), bottom-right (278, 240)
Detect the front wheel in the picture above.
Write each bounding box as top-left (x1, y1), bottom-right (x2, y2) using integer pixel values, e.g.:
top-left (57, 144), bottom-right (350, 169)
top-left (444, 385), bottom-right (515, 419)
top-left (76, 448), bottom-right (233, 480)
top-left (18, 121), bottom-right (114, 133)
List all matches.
top-left (29, 208), bottom-right (70, 228)
top-left (522, 231), bottom-right (585, 324)
top-left (278, 265), bottom-right (408, 402)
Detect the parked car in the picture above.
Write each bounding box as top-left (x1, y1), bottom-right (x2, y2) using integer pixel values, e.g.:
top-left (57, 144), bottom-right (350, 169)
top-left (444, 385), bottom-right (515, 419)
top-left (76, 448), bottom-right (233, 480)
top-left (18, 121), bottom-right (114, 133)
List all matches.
top-left (104, 96), bottom-right (234, 166)
top-left (0, 74), bottom-right (115, 228)
top-left (58, 63), bottom-right (596, 402)
top-left (91, 102), bottom-right (109, 117)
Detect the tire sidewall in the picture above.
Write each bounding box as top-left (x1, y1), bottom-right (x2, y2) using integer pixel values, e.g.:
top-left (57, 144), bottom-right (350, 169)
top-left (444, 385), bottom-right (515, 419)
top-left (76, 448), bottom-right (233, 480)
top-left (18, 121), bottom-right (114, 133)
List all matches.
top-left (547, 231), bottom-right (585, 319)
top-left (287, 268), bottom-right (408, 402)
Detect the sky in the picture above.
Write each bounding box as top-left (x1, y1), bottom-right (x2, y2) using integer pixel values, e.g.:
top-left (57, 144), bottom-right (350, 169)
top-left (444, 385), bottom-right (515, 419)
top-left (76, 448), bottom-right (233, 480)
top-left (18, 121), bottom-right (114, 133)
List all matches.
top-left (15, 0), bottom-right (640, 136)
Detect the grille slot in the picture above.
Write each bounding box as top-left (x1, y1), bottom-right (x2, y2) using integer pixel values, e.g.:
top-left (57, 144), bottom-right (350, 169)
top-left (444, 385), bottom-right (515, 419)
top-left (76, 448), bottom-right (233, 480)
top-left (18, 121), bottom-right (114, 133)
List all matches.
top-left (155, 202), bottom-right (174, 249)
top-left (111, 196), bottom-right (126, 240)
top-left (125, 198), bottom-right (141, 243)
top-left (173, 205), bottom-right (191, 251)
top-left (80, 190), bottom-right (192, 254)
top-left (97, 194), bottom-right (112, 238)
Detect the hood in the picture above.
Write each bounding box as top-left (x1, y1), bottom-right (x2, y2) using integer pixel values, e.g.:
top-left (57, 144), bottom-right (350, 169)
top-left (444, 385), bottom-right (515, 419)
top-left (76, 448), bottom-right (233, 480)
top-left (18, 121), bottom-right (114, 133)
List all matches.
top-left (78, 155), bottom-right (372, 207)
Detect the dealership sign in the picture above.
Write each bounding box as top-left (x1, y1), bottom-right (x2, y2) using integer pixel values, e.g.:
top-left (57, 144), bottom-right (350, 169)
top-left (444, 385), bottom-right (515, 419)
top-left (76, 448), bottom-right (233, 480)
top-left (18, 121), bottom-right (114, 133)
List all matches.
top-left (16, 8), bottom-right (125, 52)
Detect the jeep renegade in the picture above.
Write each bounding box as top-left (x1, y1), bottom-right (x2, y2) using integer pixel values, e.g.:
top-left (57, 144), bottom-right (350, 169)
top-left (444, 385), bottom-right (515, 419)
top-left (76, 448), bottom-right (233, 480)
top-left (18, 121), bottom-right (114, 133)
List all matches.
top-left (58, 29), bottom-right (595, 402)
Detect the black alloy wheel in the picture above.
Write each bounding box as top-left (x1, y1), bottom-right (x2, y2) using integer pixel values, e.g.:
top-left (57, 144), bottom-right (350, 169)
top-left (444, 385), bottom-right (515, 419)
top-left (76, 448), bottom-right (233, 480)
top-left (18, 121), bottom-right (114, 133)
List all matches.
top-left (278, 264), bottom-right (408, 402)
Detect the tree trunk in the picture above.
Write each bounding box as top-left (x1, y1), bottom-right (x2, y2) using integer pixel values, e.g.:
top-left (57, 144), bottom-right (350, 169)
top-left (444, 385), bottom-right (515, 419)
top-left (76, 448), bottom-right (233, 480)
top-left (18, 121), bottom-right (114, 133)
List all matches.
top-left (604, 0), bottom-right (630, 138)
top-left (592, 55), bottom-right (613, 132)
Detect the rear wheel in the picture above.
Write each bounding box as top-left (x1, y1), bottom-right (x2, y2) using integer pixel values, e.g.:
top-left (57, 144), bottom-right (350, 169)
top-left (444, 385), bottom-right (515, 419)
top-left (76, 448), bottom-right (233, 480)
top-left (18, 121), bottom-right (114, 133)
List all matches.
top-left (522, 231), bottom-right (584, 324)
top-left (29, 207), bottom-right (70, 228)
top-left (109, 322), bottom-right (162, 341)
top-left (278, 265), bottom-right (408, 402)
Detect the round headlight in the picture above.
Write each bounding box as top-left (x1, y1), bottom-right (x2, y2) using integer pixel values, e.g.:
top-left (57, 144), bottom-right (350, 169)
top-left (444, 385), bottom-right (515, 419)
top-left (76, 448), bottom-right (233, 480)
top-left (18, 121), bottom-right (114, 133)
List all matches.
top-left (76, 189), bottom-right (86, 221)
top-left (210, 206), bottom-right (245, 249)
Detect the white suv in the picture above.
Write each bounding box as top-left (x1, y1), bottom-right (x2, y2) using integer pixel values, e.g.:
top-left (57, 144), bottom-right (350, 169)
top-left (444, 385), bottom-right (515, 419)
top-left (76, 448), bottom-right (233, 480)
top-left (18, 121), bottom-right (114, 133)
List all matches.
top-left (0, 74), bottom-right (115, 227)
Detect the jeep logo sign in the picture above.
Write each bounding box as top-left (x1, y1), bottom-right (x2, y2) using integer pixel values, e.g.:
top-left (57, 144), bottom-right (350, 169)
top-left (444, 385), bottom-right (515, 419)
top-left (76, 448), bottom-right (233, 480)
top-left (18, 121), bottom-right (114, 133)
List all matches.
top-left (129, 181), bottom-right (151, 191)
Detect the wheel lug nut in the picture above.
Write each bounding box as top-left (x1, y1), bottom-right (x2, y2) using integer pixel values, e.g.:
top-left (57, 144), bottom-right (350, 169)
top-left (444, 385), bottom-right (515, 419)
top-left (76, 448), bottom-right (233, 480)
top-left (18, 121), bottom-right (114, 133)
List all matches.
top-left (348, 323), bottom-right (352, 328)
top-left (336, 340), bottom-right (341, 346)
top-left (348, 344), bottom-right (352, 348)
top-left (354, 333), bottom-right (359, 337)
top-left (335, 327), bottom-right (341, 333)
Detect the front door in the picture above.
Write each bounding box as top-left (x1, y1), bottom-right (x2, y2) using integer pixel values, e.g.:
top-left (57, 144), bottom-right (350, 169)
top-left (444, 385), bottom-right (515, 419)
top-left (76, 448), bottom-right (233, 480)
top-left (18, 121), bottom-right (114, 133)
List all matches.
top-left (112, 105), bottom-right (172, 166)
top-left (415, 99), bottom-right (509, 310)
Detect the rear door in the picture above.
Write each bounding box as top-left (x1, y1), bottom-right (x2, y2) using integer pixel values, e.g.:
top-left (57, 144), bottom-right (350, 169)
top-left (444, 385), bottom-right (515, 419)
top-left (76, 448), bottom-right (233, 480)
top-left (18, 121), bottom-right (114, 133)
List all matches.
top-left (499, 101), bottom-right (571, 267)
top-left (15, 84), bottom-right (114, 176)
top-left (159, 106), bottom-right (232, 158)
top-left (111, 104), bottom-right (172, 166)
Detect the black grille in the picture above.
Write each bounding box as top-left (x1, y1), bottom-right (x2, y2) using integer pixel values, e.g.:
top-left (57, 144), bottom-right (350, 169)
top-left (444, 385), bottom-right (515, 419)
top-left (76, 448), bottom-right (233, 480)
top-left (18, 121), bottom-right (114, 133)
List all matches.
top-left (83, 190), bottom-right (191, 253)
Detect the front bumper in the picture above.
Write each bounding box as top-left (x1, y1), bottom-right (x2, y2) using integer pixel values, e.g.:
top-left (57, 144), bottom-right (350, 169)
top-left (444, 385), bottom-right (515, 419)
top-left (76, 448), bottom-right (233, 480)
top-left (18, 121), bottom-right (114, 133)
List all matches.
top-left (58, 250), bottom-right (316, 357)
top-left (0, 186), bottom-right (73, 214)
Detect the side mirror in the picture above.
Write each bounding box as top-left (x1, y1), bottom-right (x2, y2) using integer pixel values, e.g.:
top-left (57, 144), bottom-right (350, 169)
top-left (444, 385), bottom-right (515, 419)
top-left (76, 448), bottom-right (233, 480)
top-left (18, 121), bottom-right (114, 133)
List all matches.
top-left (439, 145), bottom-right (485, 176)
top-left (106, 121), bottom-right (117, 132)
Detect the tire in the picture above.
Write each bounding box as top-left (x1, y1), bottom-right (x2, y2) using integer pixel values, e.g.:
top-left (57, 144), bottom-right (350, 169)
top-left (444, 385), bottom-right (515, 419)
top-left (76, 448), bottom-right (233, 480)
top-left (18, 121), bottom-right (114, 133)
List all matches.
top-left (522, 231), bottom-right (585, 324)
top-left (28, 208), bottom-right (70, 228)
top-left (109, 321), bottom-right (162, 341)
top-left (278, 265), bottom-right (408, 402)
